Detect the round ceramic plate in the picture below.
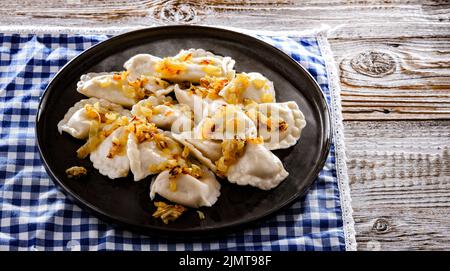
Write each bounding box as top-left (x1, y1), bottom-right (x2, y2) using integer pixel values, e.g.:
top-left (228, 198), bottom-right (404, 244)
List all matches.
top-left (36, 25), bottom-right (331, 237)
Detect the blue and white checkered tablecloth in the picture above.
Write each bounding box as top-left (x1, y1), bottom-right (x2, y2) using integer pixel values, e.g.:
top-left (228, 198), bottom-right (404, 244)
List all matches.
top-left (0, 32), bottom-right (349, 251)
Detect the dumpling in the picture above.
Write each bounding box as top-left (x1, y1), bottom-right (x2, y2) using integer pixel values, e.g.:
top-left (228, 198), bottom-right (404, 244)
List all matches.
top-left (172, 132), bottom-right (222, 172)
top-left (77, 72), bottom-right (142, 107)
top-left (131, 97), bottom-right (193, 133)
top-left (226, 142), bottom-right (289, 190)
top-left (219, 72), bottom-right (276, 104)
top-left (123, 54), bottom-right (162, 81)
top-left (245, 101), bottom-right (306, 150)
top-left (150, 166), bottom-right (221, 208)
top-left (123, 54), bottom-right (174, 96)
top-left (174, 49), bottom-right (235, 77)
top-left (196, 105), bottom-right (257, 140)
top-left (57, 98), bottom-right (130, 140)
top-left (174, 84), bottom-right (227, 123)
top-left (157, 49), bottom-right (235, 83)
top-left (124, 49), bottom-right (235, 83)
top-left (127, 131), bottom-right (183, 181)
top-left (90, 126), bottom-right (130, 179)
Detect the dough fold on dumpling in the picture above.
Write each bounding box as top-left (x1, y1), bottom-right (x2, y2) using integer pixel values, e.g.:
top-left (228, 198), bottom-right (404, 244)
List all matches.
top-left (132, 96), bottom-right (193, 134)
top-left (150, 166), bottom-right (221, 208)
top-left (57, 98), bottom-right (130, 140)
top-left (219, 72), bottom-right (276, 104)
top-left (246, 101), bottom-right (306, 150)
top-left (139, 77), bottom-right (173, 97)
top-left (196, 105), bottom-right (257, 140)
top-left (127, 132), bottom-right (182, 181)
top-left (173, 84), bottom-right (228, 124)
top-left (90, 127), bottom-right (130, 179)
top-left (226, 142), bottom-right (288, 190)
top-left (171, 132), bottom-right (222, 172)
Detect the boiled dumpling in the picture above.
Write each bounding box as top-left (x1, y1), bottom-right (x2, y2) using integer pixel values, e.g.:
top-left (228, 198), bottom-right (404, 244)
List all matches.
top-left (172, 132), bottom-right (222, 172)
top-left (227, 142), bottom-right (289, 190)
top-left (219, 72), bottom-right (275, 104)
top-left (246, 101), bottom-right (306, 150)
top-left (131, 97), bottom-right (193, 133)
top-left (123, 54), bottom-right (173, 96)
top-left (150, 165), bottom-right (221, 208)
top-left (77, 72), bottom-right (142, 107)
top-left (158, 49), bottom-right (235, 83)
top-left (77, 73), bottom-right (136, 107)
top-left (196, 105), bottom-right (257, 140)
top-left (57, 98), bottom-right (130, 140)
top-left (127, 131), bottom-right (183, 181)
top-left (90, 126), bottom-right (130, 179)
top-left (123, 54), bottom-right (162, 81)
top-left (124, 49), bottom-right (235, 83)
top-left (127, 134), bottom-right (165, 182)
top-left (174, 49), bottom-right (235, 78)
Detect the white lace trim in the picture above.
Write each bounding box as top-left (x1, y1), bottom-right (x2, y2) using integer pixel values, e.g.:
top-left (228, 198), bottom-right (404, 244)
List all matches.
top-left (316, 31), bottom-right (357, 251)
top-left (1, 24), bottom-right (357, 250)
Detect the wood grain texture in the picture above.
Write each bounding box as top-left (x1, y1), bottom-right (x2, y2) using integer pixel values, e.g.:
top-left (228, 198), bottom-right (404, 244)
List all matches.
top-left (2, 0), bottom-right (450, 38)
top-left (2, 0), bottom-right (450, 250)
top-left (354, 207), bottom-right (450, 250)
top-left (345, 120), bottom-right (450, 250)
top-left (332, 38), bottom-right (450, 120)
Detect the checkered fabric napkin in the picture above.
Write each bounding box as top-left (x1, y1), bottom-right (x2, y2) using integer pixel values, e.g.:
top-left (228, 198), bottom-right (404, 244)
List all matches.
top-left (0, 33), bottom-right (345, 251)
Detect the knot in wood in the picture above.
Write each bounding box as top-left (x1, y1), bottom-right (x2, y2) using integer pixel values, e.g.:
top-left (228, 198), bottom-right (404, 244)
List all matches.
top-left (351, 51), bottom-right (396, 77)
top-left (373, 218), bottom-right (390, 233)
top-left (152, 1), bottom-right (197, 23)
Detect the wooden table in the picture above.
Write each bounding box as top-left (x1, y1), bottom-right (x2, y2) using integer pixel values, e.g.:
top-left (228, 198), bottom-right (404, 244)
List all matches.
top-left (4, 0), bottom-right (449, 250)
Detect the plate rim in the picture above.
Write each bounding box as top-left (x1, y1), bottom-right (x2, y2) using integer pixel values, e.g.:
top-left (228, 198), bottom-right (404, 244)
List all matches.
top-left (35, 25), bottom-right (332, 237)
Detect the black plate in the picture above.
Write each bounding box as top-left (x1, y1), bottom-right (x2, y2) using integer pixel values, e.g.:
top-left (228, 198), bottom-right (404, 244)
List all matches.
top-left (36, 25), bottom-right (331, 237)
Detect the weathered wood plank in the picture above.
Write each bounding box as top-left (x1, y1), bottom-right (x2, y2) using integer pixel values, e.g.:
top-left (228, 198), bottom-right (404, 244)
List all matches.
top-left (331, 37), bottom-right (450, 120)
top-left (2, 0), bottom-right (450, 38)
top-left (344, 120), bottom-right (450, 250)
top-left (354, 207), bottom-right (450, 250)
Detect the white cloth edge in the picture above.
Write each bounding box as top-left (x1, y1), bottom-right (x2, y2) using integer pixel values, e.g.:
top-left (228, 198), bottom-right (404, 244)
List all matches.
top-left (0, 24), bottom-right (357, 251)
top-left (316, 31), bottom-right (358, 251)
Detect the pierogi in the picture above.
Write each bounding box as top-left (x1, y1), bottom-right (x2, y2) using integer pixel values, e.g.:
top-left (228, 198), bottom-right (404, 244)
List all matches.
top-left (57, 97), bottom-right (131, 140)
top-left (60, 49), bottom-right (307, 220)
